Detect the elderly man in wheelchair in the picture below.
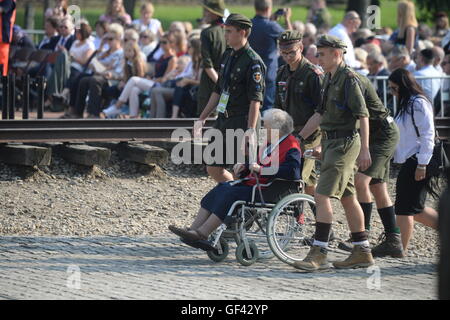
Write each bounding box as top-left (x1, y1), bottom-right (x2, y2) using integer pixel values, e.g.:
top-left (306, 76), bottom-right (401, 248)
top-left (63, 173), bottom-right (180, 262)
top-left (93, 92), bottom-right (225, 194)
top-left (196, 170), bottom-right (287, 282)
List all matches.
top-left (169, 109), bottom-right (311, 265)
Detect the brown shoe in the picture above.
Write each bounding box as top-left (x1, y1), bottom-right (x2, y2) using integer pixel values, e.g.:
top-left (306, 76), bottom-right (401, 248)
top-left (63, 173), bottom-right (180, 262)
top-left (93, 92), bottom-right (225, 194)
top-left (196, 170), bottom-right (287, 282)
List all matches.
top-left (293, 245), bottom-right (330, 271)
top-left (372, 233), bottom-right (405, 258)
top-left (333, 245), bottom-right (375, 269)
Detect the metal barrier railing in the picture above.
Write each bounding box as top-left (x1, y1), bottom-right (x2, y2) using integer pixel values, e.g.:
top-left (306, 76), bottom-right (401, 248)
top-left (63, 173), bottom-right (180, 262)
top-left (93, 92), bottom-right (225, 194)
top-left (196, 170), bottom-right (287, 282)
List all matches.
top-left (0, 75), bottom-right (46, 120)
top-left (368, 75), bottom-right (450, 117)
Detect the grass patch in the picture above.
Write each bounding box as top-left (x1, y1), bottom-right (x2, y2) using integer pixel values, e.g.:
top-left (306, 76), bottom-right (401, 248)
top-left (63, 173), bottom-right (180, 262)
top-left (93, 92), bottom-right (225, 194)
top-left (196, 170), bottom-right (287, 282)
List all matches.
top-left (16, 1), bottom-right (425, 34)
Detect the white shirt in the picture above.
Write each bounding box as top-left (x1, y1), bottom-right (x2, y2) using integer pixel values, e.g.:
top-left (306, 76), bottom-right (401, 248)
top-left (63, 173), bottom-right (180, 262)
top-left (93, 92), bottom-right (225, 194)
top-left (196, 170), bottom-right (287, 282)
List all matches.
top-left (132, 18), bottom-right (162, 36)
top-left (394, 95), bottom-right (435, 165)
top-left (414, 65), bottom-right (442, 101)
top-left (70, 40), bottom-right (96, 71)
top-left (405, 61), bottom-right (417, 73)
top-left (328, 23), bottom-right (361, 69)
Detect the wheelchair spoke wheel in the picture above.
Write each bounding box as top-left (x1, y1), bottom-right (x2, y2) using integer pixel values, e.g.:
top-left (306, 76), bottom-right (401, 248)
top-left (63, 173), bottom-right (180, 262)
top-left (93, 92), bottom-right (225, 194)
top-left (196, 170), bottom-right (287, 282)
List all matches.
top-left (207, 237), bottom-right (229, 263)
top-left (266, 193), bottom-right (316, 265)
top-left (242, 209), bottom-right (274, 260)
top-left (235, 240), bottom-right (259, 266)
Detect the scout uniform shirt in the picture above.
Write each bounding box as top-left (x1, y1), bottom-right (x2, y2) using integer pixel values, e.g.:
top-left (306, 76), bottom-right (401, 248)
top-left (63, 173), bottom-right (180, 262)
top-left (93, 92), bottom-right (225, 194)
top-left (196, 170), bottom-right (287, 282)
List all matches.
top-left (275, 56), bottom-right (323, 140)
top-left (213, 42), bottom-right (266, 121)
top-left (197, 18), bottom-right (227, 115)
top-left (317, 62), bottom-right (369, 132)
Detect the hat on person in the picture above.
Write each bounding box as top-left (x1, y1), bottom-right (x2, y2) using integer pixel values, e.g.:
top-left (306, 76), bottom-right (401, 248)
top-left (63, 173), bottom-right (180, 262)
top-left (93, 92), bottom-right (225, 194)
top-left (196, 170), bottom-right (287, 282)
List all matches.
top-left (201, 0), bottom-right (226, 17)
top-left (278, 30), bottom-right (303, 49)
top-left (224, 13), bottom-right (252, 30)
top-left (316, 35), bottom-right (347, 54)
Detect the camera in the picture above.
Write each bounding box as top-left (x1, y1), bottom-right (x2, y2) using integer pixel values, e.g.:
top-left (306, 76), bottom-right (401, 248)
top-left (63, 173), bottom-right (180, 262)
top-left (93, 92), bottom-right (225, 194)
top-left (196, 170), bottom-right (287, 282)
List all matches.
top-left (275, 8), bottom-right (285, 16)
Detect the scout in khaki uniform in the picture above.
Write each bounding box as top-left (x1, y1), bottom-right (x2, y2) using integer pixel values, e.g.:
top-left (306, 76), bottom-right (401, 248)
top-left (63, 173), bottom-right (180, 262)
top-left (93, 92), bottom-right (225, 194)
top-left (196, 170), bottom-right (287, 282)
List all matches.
top-left (196, 13), bottom-right (266, 183)
top-left (274, 30), bottom-right (323, 197)
top-left (338, 74), bottom-right (404, 258)
top-left (197, 0), bottom-right (227, 116)
top-left (294, 35), bottom-right (374, 271)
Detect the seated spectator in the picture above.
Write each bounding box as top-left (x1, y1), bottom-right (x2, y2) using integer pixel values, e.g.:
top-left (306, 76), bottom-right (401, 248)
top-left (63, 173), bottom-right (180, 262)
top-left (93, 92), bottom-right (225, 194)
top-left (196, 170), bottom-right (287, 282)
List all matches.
top-left (104, 32), bottom-right (177, 118)
top-left (53, 16), bottom-right (76, 52)
top-left (150, 55), bottom-right (191, 118)
top-left (414, 48), bottom-right (442, 103)
top-left (361, 42), bottom-right (382, 56)
top-left (434, 12), bottom-right (449, 39)
top-left (367, 51), bottom-right (390, 100)
top-left (93, 20), bottom-right (110, 52)
top-left (10, 26), bottom-right (35, 51)
top-left (38, 17), bottom-right (60, 50)
top-left (305, 44), bottom-right (320, 66)
top-left (304, 22), bottom-right (317, 38)
top-left (184, 22), bottom-right (194, 36)
top-left (302, 32), bottom-right (316, 55)
top-left (132, 2), bottom-right (163, 37)
top-left (388, 45), bottom-right (416, 73)
top-left (171, 37), bottom-right (202, 118)
top-left (139, 29), bottom-right (158, 57)
top-left (123, 28), bottom-right (146, 60)
top-left (170, 29), bottom-right (189, 57)
top-left (168, 109), bottom-right (301, 247)
top-left (101, 41), bottom-right (147, 118)
top-left (433, 46), bottom-right (445, 74)
top-left (56, 22), bottom-right (96, 104)
top-left (354, 47), bottom-right (369, 76)
top-left (62, 23), bottom-right (124, 118)
top-left (169, 21), bottom-right (186, 35)
top-left (100, 0), bottom-right (132, 25)
top-left (45, 0), bottom-right (68, 19)
top-left (292, 20), bottom-right (305, 34)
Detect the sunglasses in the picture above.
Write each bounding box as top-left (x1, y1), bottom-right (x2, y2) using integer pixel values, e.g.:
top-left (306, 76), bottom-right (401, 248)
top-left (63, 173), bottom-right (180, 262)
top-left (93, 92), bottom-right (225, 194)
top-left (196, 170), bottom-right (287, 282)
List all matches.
top-left (140, 35), bottom-right (150, 39)
top-left (280, 50), bottom-right (298, 57)
top-left (106, 37), bottom-right (115, 41)
top-left (161, 41), bottom-right (169, 44)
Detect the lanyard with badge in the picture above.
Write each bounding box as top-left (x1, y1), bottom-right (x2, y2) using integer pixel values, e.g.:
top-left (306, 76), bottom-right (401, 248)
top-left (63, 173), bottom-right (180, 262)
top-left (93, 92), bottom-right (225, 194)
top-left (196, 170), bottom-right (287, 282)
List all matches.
top-left (217, 53), bottom-right (237, 114)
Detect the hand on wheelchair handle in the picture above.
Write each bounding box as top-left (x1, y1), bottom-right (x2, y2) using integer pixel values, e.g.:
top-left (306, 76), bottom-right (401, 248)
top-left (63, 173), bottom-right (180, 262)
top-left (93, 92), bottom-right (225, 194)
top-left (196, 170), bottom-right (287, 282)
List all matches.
top-left (249, 163), bottom-right (262, 174)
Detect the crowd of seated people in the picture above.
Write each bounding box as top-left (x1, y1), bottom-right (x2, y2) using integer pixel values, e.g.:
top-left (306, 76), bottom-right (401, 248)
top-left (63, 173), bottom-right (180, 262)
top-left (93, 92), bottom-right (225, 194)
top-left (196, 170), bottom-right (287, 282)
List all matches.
top-left (8, 0), bottom-right (450, 118)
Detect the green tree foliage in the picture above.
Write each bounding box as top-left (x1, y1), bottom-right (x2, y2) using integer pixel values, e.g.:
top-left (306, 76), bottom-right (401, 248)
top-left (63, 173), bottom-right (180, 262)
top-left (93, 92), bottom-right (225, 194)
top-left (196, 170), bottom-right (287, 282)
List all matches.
top-left (415, 0), bottom-right (450, 21)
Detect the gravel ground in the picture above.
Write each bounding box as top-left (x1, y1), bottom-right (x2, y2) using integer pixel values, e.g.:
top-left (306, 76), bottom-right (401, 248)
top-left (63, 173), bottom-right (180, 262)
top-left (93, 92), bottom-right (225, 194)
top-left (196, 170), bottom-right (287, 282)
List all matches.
top-left (0, 150), bottom-right (440, 260)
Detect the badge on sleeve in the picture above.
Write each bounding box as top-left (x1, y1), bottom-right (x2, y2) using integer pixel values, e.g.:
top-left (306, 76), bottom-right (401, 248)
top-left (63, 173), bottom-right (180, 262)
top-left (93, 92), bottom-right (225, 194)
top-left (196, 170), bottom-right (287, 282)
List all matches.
top-left (253, 72), bottom-right (262, 83)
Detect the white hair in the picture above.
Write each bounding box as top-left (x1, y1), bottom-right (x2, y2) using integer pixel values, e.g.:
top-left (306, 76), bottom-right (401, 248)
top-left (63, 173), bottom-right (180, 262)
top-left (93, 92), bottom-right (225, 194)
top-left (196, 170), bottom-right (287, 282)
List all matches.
top-left (262, 109), bottom-right (294, 136)
top-left (305, 22), bottom-right (317, 36)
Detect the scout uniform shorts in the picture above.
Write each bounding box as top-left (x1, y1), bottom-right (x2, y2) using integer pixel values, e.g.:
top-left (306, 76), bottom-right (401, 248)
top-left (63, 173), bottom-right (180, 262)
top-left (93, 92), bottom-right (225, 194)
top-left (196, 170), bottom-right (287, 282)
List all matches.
top-left (316, 131), bottom-right (360, 200)
top-left (298, 129), bottom-right (321, 187)
top-left (359, 118), bottom-right (399, 185)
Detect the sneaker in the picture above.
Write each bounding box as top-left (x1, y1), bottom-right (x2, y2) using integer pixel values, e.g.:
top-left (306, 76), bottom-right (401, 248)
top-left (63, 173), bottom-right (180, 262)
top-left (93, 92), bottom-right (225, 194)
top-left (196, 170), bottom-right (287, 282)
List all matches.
top-left (333, 245), bottom-right (375, 269)
top-left (372, 233), bottom-right (405, 258)
top-left (293, 245), bottom-right (330, 271)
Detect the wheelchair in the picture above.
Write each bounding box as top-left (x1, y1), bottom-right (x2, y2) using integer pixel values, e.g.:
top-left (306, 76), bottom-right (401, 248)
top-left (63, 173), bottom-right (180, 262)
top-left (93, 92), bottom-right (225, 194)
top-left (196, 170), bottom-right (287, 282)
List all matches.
top-left (202, 178), bottom-right (317, 266)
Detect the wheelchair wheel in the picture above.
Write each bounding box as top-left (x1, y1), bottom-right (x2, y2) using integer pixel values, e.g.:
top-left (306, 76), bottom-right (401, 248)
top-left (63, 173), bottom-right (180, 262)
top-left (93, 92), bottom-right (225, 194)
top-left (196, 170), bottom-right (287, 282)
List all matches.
top-left (241, 208), bottom-right (275, 260)
top-left (266, 193), bottom-right (316, 266)
top-left (235, 240), bottom-right (259, 266)
top-left (207, 237), bottom-right (230, 263)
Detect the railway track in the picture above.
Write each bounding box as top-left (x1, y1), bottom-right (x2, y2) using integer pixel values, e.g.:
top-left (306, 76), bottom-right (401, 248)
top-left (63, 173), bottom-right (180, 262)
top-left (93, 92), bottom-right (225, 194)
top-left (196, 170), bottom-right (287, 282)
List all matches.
top-left (1, 117), bottom-right (450, 144)
top-left (0, 118), bottom-right (216, 143)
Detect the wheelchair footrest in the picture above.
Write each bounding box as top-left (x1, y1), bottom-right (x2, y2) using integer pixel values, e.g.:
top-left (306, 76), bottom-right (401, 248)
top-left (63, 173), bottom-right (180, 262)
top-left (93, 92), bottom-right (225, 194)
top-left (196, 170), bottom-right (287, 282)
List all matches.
top-left (180, 237), bottom-right (216, 252)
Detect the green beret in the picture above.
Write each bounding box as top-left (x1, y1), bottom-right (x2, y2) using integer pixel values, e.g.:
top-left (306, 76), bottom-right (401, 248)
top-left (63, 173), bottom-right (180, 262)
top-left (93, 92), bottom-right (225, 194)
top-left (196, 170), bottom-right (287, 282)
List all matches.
top-left (224, 13), bottom-right (252, 29)
top-left (278, 30), bottom-right (303, 49)
top-left (316, 35), bottom-right (347, 53)
top-left (201, 0), bottom-right (225, 17)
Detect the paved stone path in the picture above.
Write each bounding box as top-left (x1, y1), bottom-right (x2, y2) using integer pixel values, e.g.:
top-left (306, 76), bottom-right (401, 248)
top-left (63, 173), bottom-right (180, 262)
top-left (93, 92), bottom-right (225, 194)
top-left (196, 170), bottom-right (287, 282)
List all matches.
top-left (0, 235), bottom-right (438, 300)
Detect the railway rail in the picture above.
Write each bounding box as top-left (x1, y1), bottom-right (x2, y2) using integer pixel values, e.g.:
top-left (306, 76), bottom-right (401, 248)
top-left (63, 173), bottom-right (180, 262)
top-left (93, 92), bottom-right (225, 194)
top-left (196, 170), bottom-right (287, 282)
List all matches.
top-left (0, 117), bottom-right (450, 144)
